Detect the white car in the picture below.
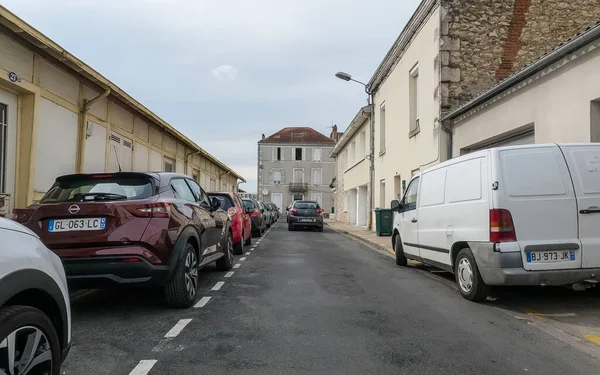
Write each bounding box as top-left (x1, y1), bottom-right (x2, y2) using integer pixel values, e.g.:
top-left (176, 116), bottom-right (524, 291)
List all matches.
top-left (0, 218), bottom-right (71, 374)
top-left (392, 143), bottom-right (600, 301)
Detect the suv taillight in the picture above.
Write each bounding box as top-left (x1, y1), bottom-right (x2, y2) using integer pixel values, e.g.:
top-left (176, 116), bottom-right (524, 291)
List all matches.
top-left (316, 209), bottom-right (323, 215)
top-left (126, 203), bottom-right (171, 218)
top-left (12, 209), bottom-right (33, 223)
top-left (251, 210), bottom-right (260, 217)
top-left (289, 209), bottom-right (298, 215)
top-left (490, 209), bottom-right (516, 242)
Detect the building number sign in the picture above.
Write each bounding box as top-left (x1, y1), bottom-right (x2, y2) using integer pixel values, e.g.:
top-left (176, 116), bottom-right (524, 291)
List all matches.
top-left (8, 72), bottom-right (21, 83)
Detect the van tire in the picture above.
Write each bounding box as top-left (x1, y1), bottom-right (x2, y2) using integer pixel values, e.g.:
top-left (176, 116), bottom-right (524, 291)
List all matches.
top-left (455, 248), bottom-right (490, 302)
top-left (394, 236), bottom-right (407, 266)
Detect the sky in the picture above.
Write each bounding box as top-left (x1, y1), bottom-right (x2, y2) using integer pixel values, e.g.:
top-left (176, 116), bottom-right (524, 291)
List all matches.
top-left (3, 0), bottom-right (421, 192)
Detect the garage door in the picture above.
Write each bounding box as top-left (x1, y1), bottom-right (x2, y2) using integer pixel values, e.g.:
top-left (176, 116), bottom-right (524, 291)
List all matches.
top-left (466, 131), bottom-right (535, 153)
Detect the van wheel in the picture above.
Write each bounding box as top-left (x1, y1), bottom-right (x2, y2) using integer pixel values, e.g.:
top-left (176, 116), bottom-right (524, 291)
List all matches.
top-left (394, 236), bottom-right (407, 266)
top-left (455, 248), bottom-right (490, 302)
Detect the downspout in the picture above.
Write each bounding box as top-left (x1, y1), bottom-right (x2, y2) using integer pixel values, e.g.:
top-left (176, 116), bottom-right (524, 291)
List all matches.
top-left (185, 150), bottom-right (201, 179)
top-left (219, 170), bottom-right (232, 192)
top-left (366, 87), bottom-right (375, 231)
top-left (76, 87), bottom-right (111, 173)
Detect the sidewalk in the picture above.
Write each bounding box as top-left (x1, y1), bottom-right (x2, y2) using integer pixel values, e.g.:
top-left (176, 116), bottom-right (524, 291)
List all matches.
top-left (324, 219), bottom-right (395, 256)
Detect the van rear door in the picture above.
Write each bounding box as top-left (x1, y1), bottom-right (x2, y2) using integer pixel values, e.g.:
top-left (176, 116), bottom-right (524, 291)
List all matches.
top-left (494, 145), bottom-right (581, 271)
top-left (557, 144), bottom-right (600, 269)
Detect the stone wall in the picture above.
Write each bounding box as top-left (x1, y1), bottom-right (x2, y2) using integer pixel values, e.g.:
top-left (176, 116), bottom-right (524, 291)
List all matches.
top-left (441, 0), bottom-right (600, 111)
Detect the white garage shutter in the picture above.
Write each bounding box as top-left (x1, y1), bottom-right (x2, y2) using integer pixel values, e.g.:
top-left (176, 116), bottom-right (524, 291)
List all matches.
top-left (109, 133), bottom-right (133, 172)
top-left (466, 131), bottom-right (535, 153)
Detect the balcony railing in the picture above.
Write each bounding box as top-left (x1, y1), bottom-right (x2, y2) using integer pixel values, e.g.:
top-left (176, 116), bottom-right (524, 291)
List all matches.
top-left (289, 182), bottom-right (308, 193)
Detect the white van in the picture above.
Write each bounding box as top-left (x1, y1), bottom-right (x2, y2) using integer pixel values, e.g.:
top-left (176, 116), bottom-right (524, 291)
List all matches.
top-left (391, 143), bottom-right (600, 301)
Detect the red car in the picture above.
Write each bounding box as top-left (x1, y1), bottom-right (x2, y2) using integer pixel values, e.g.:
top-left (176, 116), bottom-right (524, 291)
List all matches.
top-left (207, 192), bottom-right (252, 254)
top-left (13, 172), bottom-right (234, 308)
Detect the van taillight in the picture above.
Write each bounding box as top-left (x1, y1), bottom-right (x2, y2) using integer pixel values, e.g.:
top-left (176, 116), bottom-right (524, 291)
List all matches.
top-left (490, 209), bottom-right (516, 242)
top-left (12, 209), bottom-right (34, 223)
top-left (126, 203), bottom-right (171, 218)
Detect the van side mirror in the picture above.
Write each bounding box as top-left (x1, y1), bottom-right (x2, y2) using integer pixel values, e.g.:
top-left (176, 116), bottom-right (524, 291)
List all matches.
top-left (391, 200), bottom-right (402, 212)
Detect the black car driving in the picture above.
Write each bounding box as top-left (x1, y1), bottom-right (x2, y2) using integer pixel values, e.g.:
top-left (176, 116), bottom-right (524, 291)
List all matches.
top-left (286, 200), bottom-right (324, 232)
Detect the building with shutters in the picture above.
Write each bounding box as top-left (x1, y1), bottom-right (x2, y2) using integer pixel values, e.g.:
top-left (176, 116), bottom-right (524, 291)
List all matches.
top-left (257, 127), bottom-right (336, 213)
top-left (359, 0), bottom-right (600, 230)
top-left (0, 6), bottom-right (243, 216)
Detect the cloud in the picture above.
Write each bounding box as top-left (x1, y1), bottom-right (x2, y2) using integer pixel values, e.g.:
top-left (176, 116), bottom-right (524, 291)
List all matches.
top-left (212, 65), bottom-right (238, 81)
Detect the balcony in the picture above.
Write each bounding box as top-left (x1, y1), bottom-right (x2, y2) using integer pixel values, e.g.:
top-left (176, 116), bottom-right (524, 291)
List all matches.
top-left (289, 182), bottom-right (308, 193)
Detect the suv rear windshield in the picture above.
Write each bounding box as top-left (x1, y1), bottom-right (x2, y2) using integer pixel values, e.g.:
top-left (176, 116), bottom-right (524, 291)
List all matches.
top-left (209, 194), bottom-right (234, 210)
top-left (294, 202), bottom-right (319, 209)
top-left (40, 175), bottom-right (154, 203)
top-left (243, 199), bottom-right (255, 209)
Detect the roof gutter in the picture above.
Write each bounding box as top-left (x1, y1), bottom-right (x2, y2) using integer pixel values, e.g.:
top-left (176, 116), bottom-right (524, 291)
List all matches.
top-left (442, 22), bottom-right (600, 122)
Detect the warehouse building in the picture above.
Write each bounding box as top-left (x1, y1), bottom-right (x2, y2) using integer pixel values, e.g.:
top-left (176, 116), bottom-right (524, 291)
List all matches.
top-left (0, 6), bottom-right (243, 216)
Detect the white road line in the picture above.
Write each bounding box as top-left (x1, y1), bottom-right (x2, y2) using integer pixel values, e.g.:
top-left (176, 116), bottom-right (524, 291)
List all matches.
top-left (240, 257), bottom-right (246, 261)
top-left (212, 281), bottom-right (225, 291)
top-left (164, 319), bottom-right (192, 338)
top-left (245, 252), bottom-right (251, 255)
top-left (129, 360), bottom-right (157, 375)
top-left (233, 263), bottom-right (241, 269)
top-left (194, 296), bottom-right (211, 308)
top-left (225, 271), bottom-right (235, 278)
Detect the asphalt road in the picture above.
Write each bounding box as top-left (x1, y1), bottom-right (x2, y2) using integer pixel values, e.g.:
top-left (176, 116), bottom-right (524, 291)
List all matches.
top-left (62, 220), bottom-right (600, 375)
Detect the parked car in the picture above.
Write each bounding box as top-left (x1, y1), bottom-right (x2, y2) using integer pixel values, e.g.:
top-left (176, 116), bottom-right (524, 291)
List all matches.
top-left (0, 218), bottom-right (71, 375)
top-left (13, 172), bottom-right (234, 308)
top-left (266, 203), bottom-right (280, 221)
top-left (208, 191), bottom-right (252, 254)
top-left (243, 199), bottom-right (266, 237)
top-left (391, 143), bottom-right (600, 302)
top-left (286, 200), bottom-right (324, 232)
top-left (262, 201), bottom-right (276, 228)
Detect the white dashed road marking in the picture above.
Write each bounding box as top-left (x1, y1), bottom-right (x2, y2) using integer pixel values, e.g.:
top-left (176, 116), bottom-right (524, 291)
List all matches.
top-left (129, 360), bottom-right (157, 375)
top-left (225, 271), bottom-right (235, 278)
top-left (211, 281), bottom-right (225, 291)
top-left (194, 296), bottom-right (211, 308)
top-left (165, 319), bottom-right (192, 338)
top-left (240, 257), bottom-right (246, 261)
top-left (245, 252), bottom-right (251, 255)
top-left (233, 263), bottom-right (241, 269)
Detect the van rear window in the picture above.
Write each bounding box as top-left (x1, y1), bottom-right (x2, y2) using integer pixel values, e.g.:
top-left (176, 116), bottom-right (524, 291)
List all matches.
top-left (40, 175), bottom-right (154, 203)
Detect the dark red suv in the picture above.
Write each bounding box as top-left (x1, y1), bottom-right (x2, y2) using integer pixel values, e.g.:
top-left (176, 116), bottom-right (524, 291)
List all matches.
top-left (13, 172), bottom-right (234, 308)
top-left (207, 192), bottom-right (252, 254)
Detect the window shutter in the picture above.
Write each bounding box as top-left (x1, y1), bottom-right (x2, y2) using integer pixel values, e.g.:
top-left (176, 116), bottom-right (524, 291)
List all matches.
top-left (269, 169), bottom-right (275, 184)
top-left (302, 148), bottom-right (306, 161)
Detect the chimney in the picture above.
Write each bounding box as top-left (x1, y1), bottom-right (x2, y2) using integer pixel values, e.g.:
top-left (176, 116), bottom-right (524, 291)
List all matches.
top-left (330, 125), bottom-right (338, 140)
top-left (261, 133), bottom-right (265, 140)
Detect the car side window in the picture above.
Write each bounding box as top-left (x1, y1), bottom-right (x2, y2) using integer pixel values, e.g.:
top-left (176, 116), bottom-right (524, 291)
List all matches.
top-left (186, 179), bottom-right (211, 207)
top-left (402, 177), bottom-right (420, 211)
top-left (171, 179), bottom-right (196, 202)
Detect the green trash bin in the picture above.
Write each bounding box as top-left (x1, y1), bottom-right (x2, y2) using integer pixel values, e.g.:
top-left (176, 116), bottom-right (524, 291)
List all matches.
top-left (374, 208), bottom-right (393, 237)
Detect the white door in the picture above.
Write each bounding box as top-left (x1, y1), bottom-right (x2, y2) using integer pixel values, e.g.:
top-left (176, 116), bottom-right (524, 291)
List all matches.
top-left (271, 193), bottom-right (283, 212)
top-left (0, 88), bottom-right (17, 213)
top-left (311, 193), bottom-right (323, 207)
top-left (109, 133), bottom-right (133, 172)
top-left (398, 176), bottom-right (420, 257)
top-left (558, 144), bottom-right (600, 268)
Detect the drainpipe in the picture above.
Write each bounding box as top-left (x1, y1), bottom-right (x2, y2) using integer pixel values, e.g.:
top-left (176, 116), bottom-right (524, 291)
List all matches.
top-left (366, 87), bottom-right (375, 231)
top-left (185, 150), bottom-right (202, 178)
top-left (219, 170), bottom-right (232, 192)
top-left (76, 87), bottom-right (111, 173)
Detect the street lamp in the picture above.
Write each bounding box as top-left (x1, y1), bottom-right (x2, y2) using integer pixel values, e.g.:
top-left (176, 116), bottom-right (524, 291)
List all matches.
top-left (335, 71), bottom-right (375, 231)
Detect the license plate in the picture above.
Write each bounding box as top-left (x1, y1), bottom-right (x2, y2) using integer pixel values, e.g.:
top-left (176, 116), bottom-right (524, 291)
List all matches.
top-left (526, 250), bottom-right (576, 263)
top-left (299, 218), bottom-right (313, 222)
top-left (48, 218), bottom-right (106, 232)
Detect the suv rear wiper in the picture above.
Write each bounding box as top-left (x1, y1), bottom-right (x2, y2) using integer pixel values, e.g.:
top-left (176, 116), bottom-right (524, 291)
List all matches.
top-left (73, 193), bottom-right (128, 202)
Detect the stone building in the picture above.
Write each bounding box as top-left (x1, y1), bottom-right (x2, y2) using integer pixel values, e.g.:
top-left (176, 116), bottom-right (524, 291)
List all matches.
top-left (257, 127), bottom-right (336, 212)
top-left (360, 0), bottom-right (600, 231)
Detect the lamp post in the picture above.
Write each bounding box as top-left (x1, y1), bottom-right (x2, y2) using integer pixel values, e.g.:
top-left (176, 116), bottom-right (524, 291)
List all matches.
top-left (335, 72), bottom-right (375, 231)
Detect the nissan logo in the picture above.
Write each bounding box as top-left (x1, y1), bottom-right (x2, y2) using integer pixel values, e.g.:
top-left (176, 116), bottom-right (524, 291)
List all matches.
top-left (68, 205), bottom-right (80, 215)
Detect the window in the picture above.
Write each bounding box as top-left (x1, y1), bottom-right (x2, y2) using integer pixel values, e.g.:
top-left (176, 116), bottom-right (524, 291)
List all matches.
top-left (313, 148), bottom-right (322, 162)
top-left (40, 175), bottom-right (154, 203)
top-left (311, 168), bottom-right (322, 186)
top-left (272, 147), bottom-right (283, 161)
top-left (192, 170), bottom-right (199, 183)
top-left (592, 99), bottom-right (600, 142)
top-left (403, 177), bottom-right (420, 211)
top-left (379, 180), bottom-right (386, 208)
top-left (293, 168), bottom-right (304, 183)
top-left (210, 178), bottom-right (217, 191)
top-left (359, 131), bottom-right (366, 157)
top-left (171, 179), bottom-right (196, 202)
top-left (409, 65), bottom-right (420, 136)
top-left (187, 179), bottom-right (211, 206)
top-left (164, 156), bottom-right (175, 172)
top-left (295, 147), bottom-right (303, 161)
top-left (349, 141), bottom-right (356, 165)
top-left (272, 169), bottom-right (282, 184)
top-left (208, 193), bottom-right (234, 210)
top-left (379, 105), bottom-right (386, 154)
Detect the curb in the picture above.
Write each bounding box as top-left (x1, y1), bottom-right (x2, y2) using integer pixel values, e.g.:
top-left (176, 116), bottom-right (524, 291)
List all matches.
top-left (325, 223), bottom-right (395, 258)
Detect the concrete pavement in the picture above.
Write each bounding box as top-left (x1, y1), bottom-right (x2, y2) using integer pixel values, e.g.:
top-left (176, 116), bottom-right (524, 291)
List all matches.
top-left (62, 220), bottom-right (600, 374)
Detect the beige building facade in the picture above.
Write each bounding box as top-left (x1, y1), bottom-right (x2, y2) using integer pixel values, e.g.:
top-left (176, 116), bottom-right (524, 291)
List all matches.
top-left (0, 6), bottom-right (243, 216)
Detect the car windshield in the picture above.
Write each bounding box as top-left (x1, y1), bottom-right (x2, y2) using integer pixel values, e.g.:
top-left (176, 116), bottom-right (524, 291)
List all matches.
top-left (40, 175), bottom-right (154, 203)
top-left (294, 202), bottom-right (319, 209)
top-left (243, 199), bottom-right (255, 209)
top-left (209, 194), bottom-right (234, 210)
